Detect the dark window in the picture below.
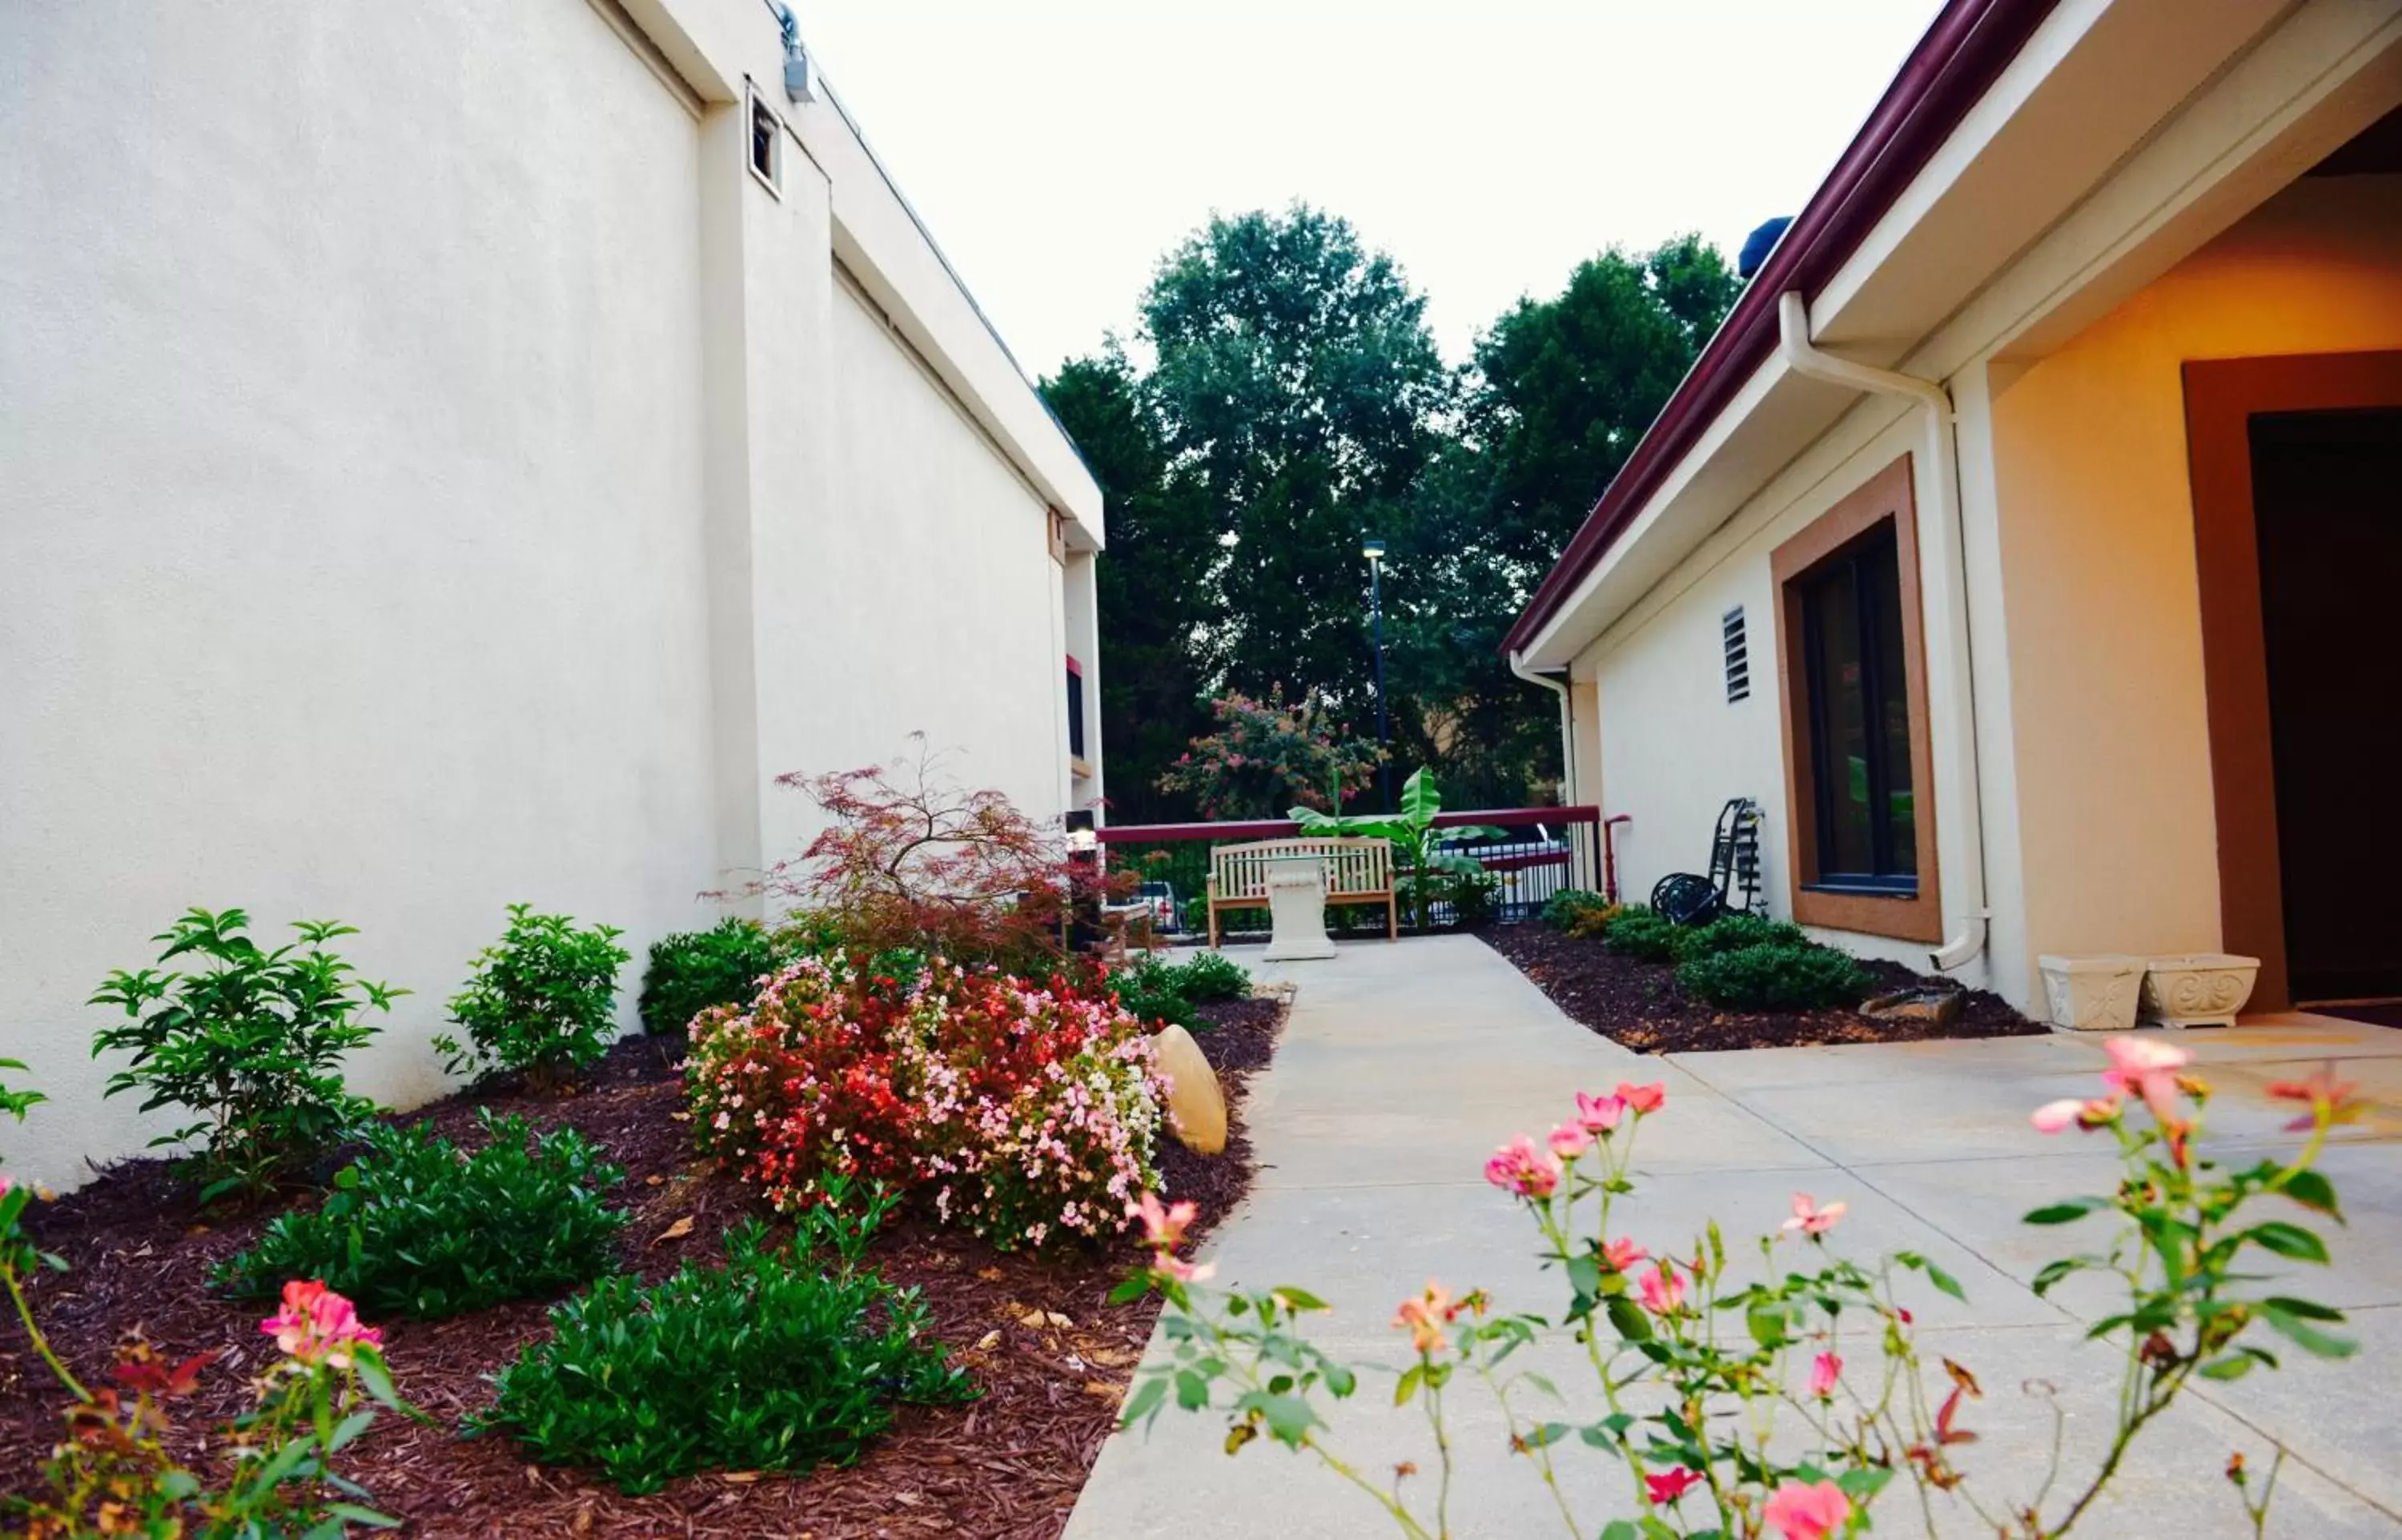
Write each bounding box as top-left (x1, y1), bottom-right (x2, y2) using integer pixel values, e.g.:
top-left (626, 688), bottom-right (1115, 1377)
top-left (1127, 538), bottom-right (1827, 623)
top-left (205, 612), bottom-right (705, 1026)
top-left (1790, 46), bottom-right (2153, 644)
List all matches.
top-left (749, 98), bottom-right (780, 188)
top-left (1797, 523), bottom-right (1914, 892)
top-left (1065, 660), bottom-right (1087, 761)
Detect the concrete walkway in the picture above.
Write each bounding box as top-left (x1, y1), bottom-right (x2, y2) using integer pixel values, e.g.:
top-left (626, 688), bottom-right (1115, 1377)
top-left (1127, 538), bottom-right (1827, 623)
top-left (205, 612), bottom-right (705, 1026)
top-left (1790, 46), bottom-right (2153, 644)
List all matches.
top-left (1066, 935), bottom-right (2402, 1538)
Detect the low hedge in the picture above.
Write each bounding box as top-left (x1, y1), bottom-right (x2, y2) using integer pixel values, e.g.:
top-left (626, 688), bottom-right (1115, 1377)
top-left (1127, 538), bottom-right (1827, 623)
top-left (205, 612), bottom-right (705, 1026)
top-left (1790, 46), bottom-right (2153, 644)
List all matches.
top-left (1676, 942), bottom-right (1873, 1011)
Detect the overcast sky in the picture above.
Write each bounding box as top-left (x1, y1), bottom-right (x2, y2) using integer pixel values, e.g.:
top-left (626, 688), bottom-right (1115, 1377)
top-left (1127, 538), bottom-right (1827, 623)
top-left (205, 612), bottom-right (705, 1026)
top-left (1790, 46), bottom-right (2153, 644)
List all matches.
top-left (792, 1), bottom-right (1945, 376)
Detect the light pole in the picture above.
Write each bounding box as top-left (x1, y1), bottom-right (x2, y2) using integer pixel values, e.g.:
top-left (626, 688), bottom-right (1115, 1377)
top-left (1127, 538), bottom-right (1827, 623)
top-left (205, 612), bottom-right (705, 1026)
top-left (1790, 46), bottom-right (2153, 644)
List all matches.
top-left (1362, 538), bottom-right (1390, 812)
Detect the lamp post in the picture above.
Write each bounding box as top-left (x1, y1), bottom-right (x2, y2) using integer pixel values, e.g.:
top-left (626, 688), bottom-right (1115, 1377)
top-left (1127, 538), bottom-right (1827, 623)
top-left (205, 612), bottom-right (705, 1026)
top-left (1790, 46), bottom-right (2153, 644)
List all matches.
top-left (1362, 538), bottom-right (1390, 812)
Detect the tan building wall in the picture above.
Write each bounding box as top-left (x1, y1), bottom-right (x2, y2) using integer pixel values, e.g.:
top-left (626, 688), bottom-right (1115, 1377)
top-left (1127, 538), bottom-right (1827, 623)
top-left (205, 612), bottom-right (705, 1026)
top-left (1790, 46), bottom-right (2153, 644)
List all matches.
top-left (1989, 174), bottom-right (2402, 1003)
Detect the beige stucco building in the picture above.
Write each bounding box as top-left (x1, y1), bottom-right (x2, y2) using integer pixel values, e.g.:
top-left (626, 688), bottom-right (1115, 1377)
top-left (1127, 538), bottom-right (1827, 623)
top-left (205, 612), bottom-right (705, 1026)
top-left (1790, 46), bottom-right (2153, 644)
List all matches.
top-left (1509, 0), bottom-right (2400, 1018)
top-left (0, 0), bottom-right (1104, 1185)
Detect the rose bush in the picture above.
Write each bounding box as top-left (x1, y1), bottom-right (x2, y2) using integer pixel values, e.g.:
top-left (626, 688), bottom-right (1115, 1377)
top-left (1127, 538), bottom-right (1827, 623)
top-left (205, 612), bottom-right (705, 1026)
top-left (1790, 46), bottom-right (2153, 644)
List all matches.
top-left (1119, 1036), bottom-right (2357, 1539)
top-left (686, 951), bottom-right (1166, 1248)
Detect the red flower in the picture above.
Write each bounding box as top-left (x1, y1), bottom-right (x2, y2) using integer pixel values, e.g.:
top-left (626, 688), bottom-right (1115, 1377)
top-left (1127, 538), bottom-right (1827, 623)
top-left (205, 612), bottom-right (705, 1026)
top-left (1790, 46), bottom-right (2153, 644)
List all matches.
top-left (1646, 1466), bottom-right (1702, 1504)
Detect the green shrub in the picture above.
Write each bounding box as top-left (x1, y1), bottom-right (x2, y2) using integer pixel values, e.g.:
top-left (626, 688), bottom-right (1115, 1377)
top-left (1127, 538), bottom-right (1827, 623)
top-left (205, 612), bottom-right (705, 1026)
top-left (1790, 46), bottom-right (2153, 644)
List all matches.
top-left (216, 1110), bottom-right (628, 1319)
top-left (1113, 956), bottom-right (1199, 1032)
top-left (1540, 888), bottom-right (1612, 932)
top-left (1675, 942), bottom-right (1873, 1011)
top-left (474, 1205), bottom-right (974, 1494)
top-left (1173, 951), bottom-right (1252, 1003)
top-left (639, 918), bottom-right (785, 1037)
top-left (1670, 912), bottom-right (1810, 963)
top-left (1600, 906), bottom-right (1681, 963)
top-left (1447, 871), bottom-right (1500, 928)
top-left (436, 904), bottom-right (630, 1091)
top-left (90, 909), bottom-right (403, 1204)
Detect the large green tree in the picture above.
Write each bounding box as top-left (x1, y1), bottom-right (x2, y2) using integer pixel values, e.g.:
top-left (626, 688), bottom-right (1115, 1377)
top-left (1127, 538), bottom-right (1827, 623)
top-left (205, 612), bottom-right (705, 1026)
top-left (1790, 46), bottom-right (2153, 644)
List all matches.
top-left (1142, 206), bottom-right (1451, 710)
top-left (1048, 217), bottom-right (1740, 820)
top-left (1038, 349), bottom-right (1214, 824)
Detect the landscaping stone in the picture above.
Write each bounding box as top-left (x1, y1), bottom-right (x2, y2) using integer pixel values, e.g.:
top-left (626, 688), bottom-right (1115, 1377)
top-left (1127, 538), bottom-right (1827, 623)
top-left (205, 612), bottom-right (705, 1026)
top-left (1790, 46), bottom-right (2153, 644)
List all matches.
top-left (1152, 1023), bottom-right (1227, 1153)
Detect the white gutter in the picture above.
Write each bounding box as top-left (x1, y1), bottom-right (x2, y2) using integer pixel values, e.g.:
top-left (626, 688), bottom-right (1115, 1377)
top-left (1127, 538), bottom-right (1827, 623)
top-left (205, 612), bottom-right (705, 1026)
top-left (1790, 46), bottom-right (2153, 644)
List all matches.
top-left (1776, 291), bottom-right (1990, 973)
top-left (1508, 646), bottom-right (1578, 808)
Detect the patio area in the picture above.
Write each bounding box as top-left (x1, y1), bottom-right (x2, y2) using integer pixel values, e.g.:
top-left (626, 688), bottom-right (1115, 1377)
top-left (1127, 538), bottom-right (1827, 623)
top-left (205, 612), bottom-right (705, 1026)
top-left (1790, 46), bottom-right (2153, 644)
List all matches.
top-left (1067, 936), bottom-right (2402, 1538)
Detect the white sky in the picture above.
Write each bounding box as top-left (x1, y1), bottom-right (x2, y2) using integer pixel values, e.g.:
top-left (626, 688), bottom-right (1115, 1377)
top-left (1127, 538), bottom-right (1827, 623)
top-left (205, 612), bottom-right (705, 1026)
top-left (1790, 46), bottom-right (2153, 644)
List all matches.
top-left (792, 1), bottom-right (1946, 375)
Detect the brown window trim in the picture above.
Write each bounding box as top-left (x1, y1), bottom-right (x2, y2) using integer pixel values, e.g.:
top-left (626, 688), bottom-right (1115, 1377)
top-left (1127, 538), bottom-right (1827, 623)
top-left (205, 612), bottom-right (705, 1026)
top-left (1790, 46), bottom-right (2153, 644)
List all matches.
top-left (1770, 455), bottom-right (1943, 944)
top-left (2183, 351), bottom-right (2402, 1012)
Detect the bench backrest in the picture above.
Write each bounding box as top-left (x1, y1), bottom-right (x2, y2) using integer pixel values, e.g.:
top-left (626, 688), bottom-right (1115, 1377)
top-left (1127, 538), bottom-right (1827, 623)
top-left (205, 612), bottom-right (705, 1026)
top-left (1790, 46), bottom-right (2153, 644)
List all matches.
top-left (1211, 837), bottom-right (1392, 900)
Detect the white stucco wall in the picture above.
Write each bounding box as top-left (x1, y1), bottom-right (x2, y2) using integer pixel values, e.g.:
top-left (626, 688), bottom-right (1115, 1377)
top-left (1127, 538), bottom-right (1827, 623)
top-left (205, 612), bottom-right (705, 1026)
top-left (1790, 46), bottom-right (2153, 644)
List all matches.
top-left (1575, 412), bottom-right (1986, 982)
top-left (1988, 174), bottom-right (2402, 998)
top-left (0, 0), bottom-right (1099, 1188)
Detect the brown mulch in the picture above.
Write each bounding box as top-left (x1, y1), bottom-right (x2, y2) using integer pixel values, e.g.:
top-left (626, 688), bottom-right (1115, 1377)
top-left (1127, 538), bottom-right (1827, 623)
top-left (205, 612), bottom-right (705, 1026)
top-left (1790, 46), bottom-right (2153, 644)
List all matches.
top-left (1483, 923), bottom-right (2044, 1053)
top-left (0, 994), bottom-right (1287, 1537)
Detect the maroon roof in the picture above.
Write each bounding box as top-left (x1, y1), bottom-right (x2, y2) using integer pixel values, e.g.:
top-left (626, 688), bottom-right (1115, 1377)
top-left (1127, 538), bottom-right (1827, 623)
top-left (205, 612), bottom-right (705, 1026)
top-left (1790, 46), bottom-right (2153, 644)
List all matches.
top-left (1503, 0), bottom-right (2062, 657)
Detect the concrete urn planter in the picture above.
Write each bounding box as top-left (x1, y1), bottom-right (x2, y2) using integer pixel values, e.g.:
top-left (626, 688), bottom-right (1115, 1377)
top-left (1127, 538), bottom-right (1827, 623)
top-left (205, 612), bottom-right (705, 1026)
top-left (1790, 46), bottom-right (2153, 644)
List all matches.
top-left (2140, 954), bottom-right (2260, 1029)
top-left (2038, 955), bottom-right (2147, 1033)
top-left (1261, 857), bottom-right (1337, 962)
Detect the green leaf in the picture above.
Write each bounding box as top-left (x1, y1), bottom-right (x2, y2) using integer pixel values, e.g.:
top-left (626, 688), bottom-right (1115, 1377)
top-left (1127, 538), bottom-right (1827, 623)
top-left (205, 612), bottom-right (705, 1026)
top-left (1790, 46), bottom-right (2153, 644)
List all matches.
top-left (2280, 1169), bottom-right (2344, 1221)
top-left (1601, 1522), bottom-right (1640, 1540)
top-left (1175, 1370), bottom-right (1211, 1410)
top-left (2259, 1294), bottom-right (2345, 1321)
top-left (1271, 1285), bottom-right (1329, 1312)
top-left (2261, 1305), bottom-right (2356, 1359)
top-left (2024, 1197), bottom-right (2111, 1225)
top-left (1605, 1293), bottom-right (1653, 1343)
top-left (1395, 1362), bottom-right (1425, 1406)
top-left (1119, 1378), bottom-right (1167, 1427)
top-left (2245, 1221), bottom-right (2331, 1265)
top-left (322, 1503), bottom-right (403, 1529)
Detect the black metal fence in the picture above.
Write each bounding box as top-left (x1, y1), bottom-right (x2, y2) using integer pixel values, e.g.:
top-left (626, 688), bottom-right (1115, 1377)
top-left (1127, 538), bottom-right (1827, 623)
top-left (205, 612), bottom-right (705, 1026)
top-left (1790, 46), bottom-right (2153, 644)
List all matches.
top-left (1099, 807), bottom-right (1601, 938)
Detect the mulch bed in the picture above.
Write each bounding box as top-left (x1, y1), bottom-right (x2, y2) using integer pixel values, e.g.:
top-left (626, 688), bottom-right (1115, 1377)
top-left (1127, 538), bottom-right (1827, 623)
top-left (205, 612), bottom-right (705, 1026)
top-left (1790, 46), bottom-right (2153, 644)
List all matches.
top-left (0, 994), bottom-right (1287, 1537)
top-left (1483, 923), bottom-right (2044, 1053)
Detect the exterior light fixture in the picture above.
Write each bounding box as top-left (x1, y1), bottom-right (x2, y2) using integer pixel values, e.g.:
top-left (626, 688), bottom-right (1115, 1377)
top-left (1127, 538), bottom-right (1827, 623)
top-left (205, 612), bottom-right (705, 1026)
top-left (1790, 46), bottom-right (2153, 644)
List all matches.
top-left (1362, 538), bottom-right (1387, 563)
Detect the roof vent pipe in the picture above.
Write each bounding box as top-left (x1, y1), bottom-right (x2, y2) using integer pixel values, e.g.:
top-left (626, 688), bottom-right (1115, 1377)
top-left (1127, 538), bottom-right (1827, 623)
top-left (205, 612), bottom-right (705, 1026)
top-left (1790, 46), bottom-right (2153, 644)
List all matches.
top-left (1774, 291), bottom-right (1990, 975)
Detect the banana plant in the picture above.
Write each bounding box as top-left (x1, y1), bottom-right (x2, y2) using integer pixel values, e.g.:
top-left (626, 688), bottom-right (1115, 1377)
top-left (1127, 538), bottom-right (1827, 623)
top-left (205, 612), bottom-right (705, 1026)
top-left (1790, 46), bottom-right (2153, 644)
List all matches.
top-left (1288, 767), bottom-right (1504, 930)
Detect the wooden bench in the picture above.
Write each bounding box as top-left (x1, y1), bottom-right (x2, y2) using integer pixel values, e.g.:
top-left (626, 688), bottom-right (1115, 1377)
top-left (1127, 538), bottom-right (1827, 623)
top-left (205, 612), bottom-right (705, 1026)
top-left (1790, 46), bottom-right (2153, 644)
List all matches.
top-left (1207, 837), bottom-right (1396, 948)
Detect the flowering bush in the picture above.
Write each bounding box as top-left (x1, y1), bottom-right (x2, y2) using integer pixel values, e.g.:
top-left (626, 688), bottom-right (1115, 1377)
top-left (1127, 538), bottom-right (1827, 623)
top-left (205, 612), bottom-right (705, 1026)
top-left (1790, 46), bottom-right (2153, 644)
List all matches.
top-left (1156, 685), bottom-right (1385, 820)
top-left (686, 951), bottom-right (1166, 1248)
top-left (2, 1182), bottom-right (413, 1535)
top-left (1120, 1036), bottom-right (2357, 1538)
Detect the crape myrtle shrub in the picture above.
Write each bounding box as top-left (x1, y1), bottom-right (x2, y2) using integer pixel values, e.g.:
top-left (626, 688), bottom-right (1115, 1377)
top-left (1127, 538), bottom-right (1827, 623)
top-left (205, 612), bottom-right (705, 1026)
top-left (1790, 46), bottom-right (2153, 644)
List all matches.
top-left (685, 951), bottom-right (1165, 1249)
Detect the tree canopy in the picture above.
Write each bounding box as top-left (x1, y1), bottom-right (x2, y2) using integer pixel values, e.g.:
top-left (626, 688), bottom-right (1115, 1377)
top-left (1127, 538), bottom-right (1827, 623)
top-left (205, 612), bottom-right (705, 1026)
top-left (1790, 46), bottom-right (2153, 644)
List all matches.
top-left (1041, 207), bottom-right (1739, 822)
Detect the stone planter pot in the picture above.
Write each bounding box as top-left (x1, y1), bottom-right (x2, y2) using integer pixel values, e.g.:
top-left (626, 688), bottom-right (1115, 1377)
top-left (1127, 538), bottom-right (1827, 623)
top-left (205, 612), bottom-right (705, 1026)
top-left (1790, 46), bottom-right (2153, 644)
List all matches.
top-left (2038, 955), bottom-right (2147, 1033)
top-left (2140, 954), bottom-right (2259, 1029)
top-left (1261, 857), bottom-right (1336, 962)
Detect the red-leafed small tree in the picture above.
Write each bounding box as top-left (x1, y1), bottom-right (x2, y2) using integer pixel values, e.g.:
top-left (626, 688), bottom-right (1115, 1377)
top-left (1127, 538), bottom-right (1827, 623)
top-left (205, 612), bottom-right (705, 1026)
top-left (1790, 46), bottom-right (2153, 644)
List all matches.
top-left (763, 737), bottom-right (1121, 975)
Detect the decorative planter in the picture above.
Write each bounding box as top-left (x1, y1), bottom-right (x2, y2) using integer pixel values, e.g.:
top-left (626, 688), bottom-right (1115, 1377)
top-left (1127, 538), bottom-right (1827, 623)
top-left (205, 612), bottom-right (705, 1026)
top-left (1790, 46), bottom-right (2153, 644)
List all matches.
top-left (2140, 954), bottom-right (2260, 1029)
top-left (2038, 955), bottom-right (2147, 1033)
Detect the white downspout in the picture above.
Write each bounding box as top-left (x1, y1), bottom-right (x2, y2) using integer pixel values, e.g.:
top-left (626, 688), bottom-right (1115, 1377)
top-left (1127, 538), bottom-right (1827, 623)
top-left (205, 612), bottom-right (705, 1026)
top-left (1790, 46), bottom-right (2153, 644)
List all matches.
top-left (1775, 291), bottom-right (1990, 973)
top-left (1508, 649), bottom-right (1589, 888)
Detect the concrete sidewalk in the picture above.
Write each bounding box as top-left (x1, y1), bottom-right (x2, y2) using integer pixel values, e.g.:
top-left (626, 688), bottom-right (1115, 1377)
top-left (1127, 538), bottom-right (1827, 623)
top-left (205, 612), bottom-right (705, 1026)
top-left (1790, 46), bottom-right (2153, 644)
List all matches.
top-left (1065, 935), bottom-right (2402, 1538)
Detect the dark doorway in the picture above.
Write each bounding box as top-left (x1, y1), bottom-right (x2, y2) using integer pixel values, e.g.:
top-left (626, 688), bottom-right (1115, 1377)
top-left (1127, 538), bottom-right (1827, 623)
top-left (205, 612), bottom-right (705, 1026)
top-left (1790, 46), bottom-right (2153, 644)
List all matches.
top-left (2250, 408), bottom-right (2402, 1004)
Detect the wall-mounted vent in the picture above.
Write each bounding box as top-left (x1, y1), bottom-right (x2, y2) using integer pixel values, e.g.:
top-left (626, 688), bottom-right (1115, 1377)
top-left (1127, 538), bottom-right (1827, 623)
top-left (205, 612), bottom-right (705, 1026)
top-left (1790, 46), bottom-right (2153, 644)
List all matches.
top-left (1722, 605), bottom-right (1751, 702)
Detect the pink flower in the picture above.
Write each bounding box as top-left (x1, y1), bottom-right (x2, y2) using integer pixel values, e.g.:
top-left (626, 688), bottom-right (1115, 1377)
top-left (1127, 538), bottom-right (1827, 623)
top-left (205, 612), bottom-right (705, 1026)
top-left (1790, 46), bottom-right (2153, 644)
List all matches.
top-left (2267, 1062), bottom-right (2364, 1132)
top-left (1393, 1280), bottom-right (1461, 1355)
top-left (1602, 1236), bottom-right (1647, 1273)
top-left (1646, 1466), bottom-right (1702, 1504)
top-left (1637, 1262), bottom-right (1685, 1317)
top-left (1810, 1350), bottom-right (1842, 1398)
top-left (1127, 1191), bottom-right (1197, 1252)
top-left (1781, 1193), bottom-right (1848, 1238)
top-left (2030, 1095), bottom-right (2122, 1133)
top-left (1573, 1091), bottom-right (1625, 1133)
top-left (1547, 1122), bottom-right (1594, 1161)
top-left (2102, 1036), bottom-right (2190, 1121)
top-left (260, 1281), bottom-right (381, 1370)
top-left (1764, 1478), bottom-right (1852, 1540)
top-left (1483, 1136), bottom-right (1562, 1200)
top-left (1618, 1081), bottom-right (1666, 1115)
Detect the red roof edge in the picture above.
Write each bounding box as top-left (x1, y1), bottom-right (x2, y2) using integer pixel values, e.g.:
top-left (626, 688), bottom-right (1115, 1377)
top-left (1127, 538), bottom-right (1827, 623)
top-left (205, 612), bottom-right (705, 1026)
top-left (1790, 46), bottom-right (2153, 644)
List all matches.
top-left (1502, 0), bottom-right (2062, 660)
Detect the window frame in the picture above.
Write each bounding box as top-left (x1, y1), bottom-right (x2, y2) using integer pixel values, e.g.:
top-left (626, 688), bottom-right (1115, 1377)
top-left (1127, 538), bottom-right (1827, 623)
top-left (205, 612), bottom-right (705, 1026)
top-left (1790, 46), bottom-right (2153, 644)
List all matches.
top-left (1770, 455), bottom-right (1943, 943)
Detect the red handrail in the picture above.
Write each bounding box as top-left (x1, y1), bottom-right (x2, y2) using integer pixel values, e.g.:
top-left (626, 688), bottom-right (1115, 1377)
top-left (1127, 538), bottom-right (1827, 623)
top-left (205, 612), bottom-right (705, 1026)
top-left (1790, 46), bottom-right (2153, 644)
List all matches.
top-left (1097, 806), bottom-right (1602, 843)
